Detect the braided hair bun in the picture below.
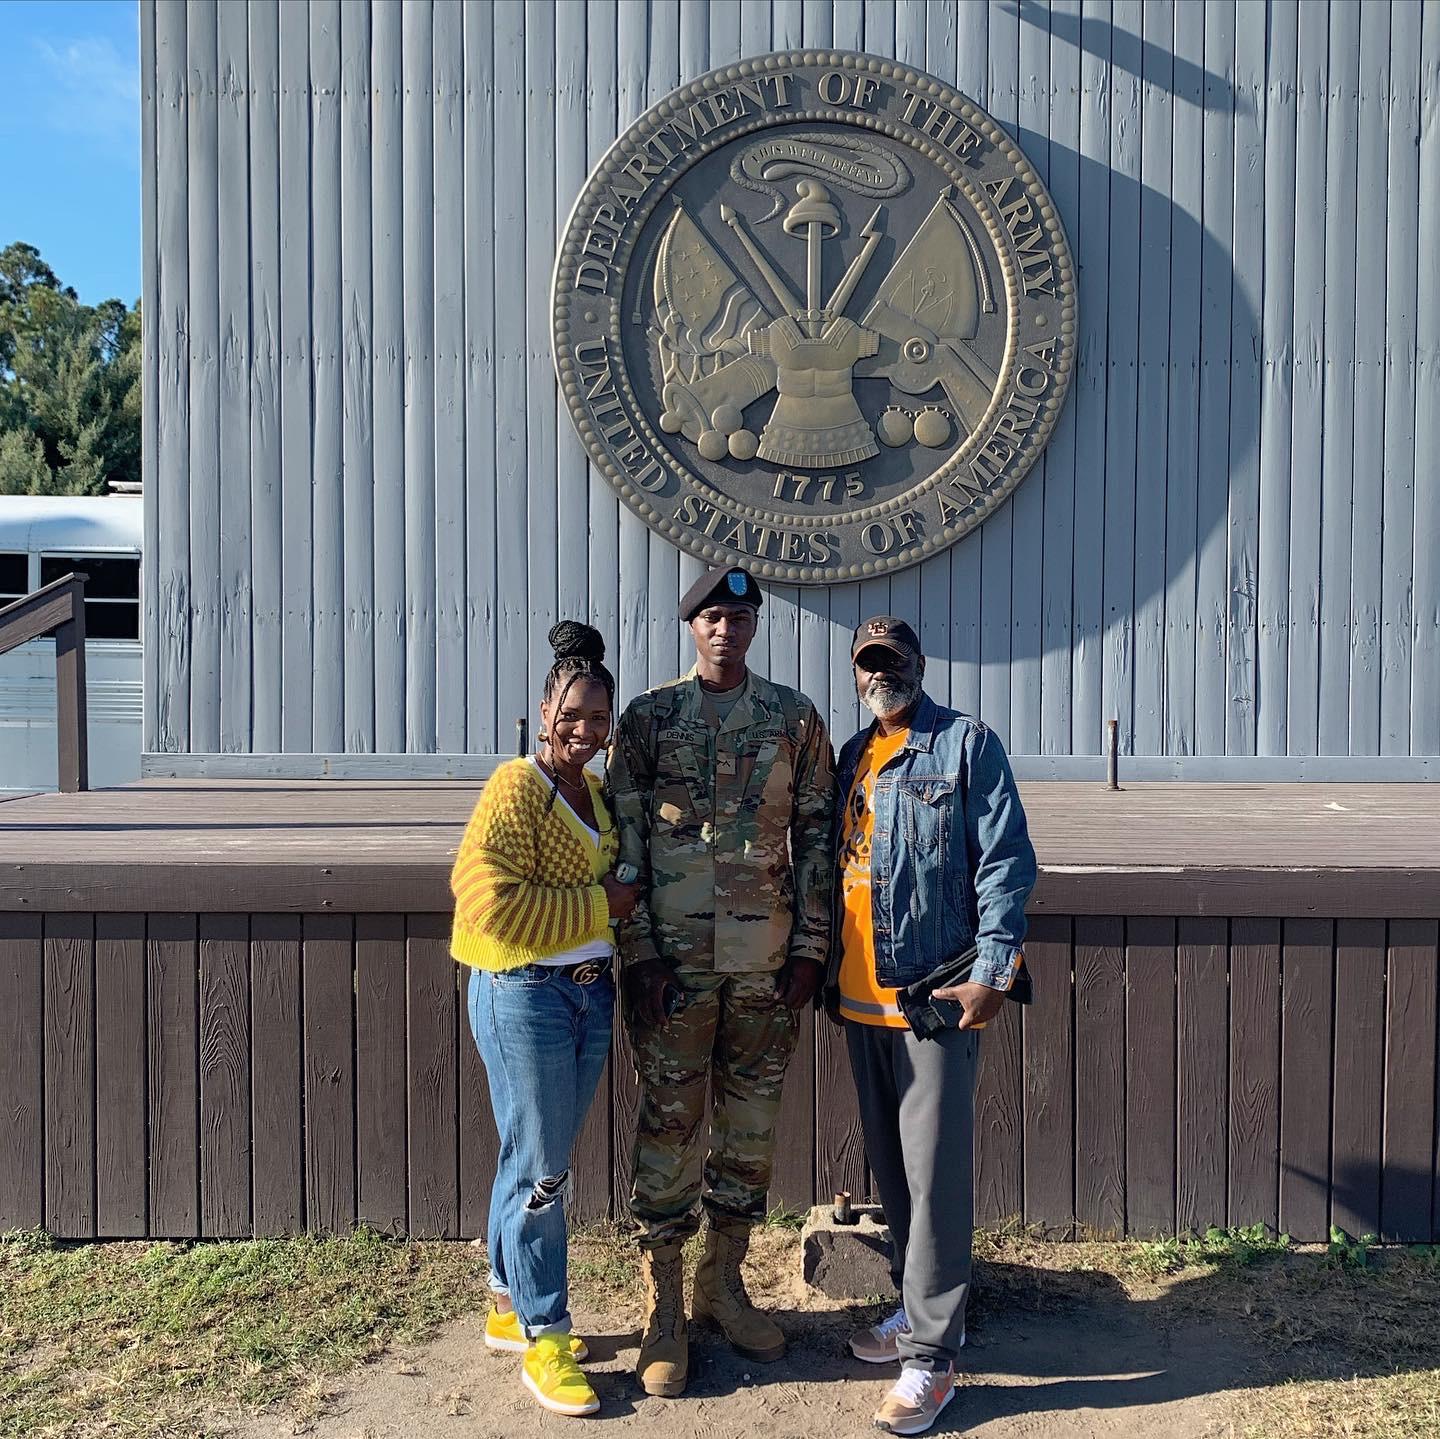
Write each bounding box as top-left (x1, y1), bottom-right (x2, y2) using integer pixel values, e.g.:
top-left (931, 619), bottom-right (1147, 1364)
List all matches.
top-left (542, 619), bottom-right (616, 710)
top-left (548, 620), bottom-right (606, 664)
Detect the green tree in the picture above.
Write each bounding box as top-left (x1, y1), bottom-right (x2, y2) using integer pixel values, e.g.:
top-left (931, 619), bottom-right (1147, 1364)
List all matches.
top-left (0, 241), bottom-right (141, 496)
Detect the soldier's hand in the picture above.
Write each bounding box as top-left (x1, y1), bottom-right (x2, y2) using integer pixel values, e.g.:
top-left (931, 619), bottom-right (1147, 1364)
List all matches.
top-left (601, 873), bottom-right (640, 921)
top-left (774, 956), bottom-right (824, 1010)
top-left (625, 959), bottom-right (676, 1027)
top-left (933, 980), bottom-right (1006, 1030)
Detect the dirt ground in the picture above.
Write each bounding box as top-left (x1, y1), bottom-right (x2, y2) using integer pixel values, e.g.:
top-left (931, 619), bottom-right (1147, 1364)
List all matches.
top-left (228, 1232), bottom-right (1260, 1439)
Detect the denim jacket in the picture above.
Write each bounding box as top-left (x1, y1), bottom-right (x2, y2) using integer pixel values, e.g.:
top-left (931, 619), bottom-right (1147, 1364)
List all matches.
top-left (825, 693), bottom-right (1037, 995)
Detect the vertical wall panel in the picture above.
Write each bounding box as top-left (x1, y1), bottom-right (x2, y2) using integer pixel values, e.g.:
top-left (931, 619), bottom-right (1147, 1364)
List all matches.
top-left (1176, 917), bottom-right (1227, 1234)
top-left (1125, 916), bottom-right (1176, 1237)
top-left (1163, 0), bottom-right (1202, 757)
top-left (1132, 0), bottom-right (1172, 758)
top-left (464, 1), bottom-right (499, 754)
top-left (141, 0), bottom-right (160, 747)
top-left (1285, 2), bottom-right (1327, 758)
top-left (1379, 3), bottom-right (1421, 757)
top-left (1225, 0), bottom-right (1265, 755)
top-left (1193, 0), bottom-right (1235, 757)
top-left (248, 0), bottom-right (283, 753)
top-left (310, 0), bottom-right (346, 753)
top-left (1023, 916), bottom-right (1074, 1236)
top-left (1345, 2), bottom-right (1391, 757)
top-left (142, 0), bottom-right (1440, 775)
top-left (1009, 0), bottom-right (1049, 756)
top-left (1331, 918), bottom-right (1386, 1237)
top-left (1279, 917), bottom-right (1334, 1241)
top-left (1069, 0), bottom-right (1108, 755)
top-left (277, 1), bottom-right (314, 751)
top-left (402, 3), bottom-right (438, 752)
top-left (1317, 1), bottom-right (1360, 757)
top-left (44, 915), bottom-right (95, 1238)
top-left (1411, 3), bottom-right (1440, 759)
top-left (524, 1), bottom-right (561, 694)
top-left (187, 3), bottom-right (221, 752)
top-left (493, 4), bottom-right (531, 738)
top-left (433, 0), bottom-right (468, 753)
top-left (1381, 920), bottom-right (1438, 1242)
top-left (370, 0), bottom-right (406, 753)
top-left (1255, 2), bottom-right (1296, 757)
top-left (199, 915), bottom-right (251, 1237)
top-left (0, 916), bottom-right (44, 1231)
top-left (979, 0), bottom-right (1018, 749)
top-left (1229, 917), bottom-right (1280, 1229)
top-left (1101, 0), bottom-right (1141, 757)
top-left (217, 2), bottom-right (253, 753)
top-left (148, 914), bottom-right (199, 1236)
top-left (1075, 916), bottom-right (1125, 1235)
top-left (355, 915), bottom-right (408, 1232)
top-left (152, 1), bottom-right (190, 751)
top-left (95, 916), bottom-right (147, 1236)
top-left (340, 0), bottom-right (376, 752)
top-left (250, 914), bottom-right (303, 1235)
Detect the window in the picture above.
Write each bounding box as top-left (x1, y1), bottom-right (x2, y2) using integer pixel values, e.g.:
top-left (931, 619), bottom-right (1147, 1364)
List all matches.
top-left (40, 554), bottom-right (141, 640)
top-left (0, 552), bottom-right (26, 608)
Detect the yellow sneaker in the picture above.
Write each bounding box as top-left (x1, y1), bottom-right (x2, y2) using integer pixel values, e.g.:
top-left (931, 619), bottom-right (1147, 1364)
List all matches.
top-left (485, 1307), bottom-right (589, 1360)
top-left (522, 1333), bottom-right (600, 1416)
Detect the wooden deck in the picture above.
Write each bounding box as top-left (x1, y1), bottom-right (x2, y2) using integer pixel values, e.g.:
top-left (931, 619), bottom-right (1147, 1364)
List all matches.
top-left (3, 778), bottom-right (1437, 1243)
top-left (0, 778), bottom-right (1436, 915)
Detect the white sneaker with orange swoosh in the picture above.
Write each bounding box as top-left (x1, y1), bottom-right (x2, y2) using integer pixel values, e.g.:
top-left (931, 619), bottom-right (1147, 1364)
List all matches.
top-left (872, 1363), bottom-right (955, 1435)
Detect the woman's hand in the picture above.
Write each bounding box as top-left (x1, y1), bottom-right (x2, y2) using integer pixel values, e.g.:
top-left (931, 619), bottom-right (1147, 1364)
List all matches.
top-left (601, 872), bottom-right (640, 921)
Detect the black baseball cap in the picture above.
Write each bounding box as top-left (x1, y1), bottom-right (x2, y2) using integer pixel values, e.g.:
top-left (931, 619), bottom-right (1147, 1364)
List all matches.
top-left (852, 615), bottom-right (922, 661)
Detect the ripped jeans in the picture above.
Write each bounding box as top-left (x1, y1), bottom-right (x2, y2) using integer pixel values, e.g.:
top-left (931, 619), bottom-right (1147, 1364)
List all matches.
top-left (468, 964), bottom-right (614, 1337)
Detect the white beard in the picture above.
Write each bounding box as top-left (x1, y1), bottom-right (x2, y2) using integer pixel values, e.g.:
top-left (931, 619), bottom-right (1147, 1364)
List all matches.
top-left (863, 674), bottom-right (922, 721)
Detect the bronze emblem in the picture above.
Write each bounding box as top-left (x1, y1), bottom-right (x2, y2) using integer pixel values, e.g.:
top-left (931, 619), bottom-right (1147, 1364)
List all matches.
top-left (553, 53), bottom-right (1076, 584)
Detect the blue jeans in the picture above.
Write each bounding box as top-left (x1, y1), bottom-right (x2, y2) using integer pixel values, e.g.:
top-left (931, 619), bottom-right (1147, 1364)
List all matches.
top-left (467, 964), bottom-right (614, 1337)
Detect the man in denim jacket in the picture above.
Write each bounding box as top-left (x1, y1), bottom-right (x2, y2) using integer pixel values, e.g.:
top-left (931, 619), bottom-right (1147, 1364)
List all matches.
top-left (823, 615), bottom-right (1036, 1437)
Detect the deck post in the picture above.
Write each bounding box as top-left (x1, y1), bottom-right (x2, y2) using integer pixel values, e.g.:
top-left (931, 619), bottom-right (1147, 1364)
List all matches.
top-left (54, 580), bottom-right (90, 794)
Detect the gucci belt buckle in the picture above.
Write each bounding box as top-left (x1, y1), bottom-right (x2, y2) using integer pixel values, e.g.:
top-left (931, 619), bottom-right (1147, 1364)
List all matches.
top-left (571, 960), bottom-right (605, 986)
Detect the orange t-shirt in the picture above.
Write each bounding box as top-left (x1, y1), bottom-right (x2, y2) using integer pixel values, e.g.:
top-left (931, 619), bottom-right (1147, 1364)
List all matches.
top-left (837, 728), bottom-right (910, 1028)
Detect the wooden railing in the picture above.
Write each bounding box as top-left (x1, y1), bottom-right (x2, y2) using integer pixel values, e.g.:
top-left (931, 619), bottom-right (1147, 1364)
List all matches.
top-left (0, 572), bottom-right (89, 792)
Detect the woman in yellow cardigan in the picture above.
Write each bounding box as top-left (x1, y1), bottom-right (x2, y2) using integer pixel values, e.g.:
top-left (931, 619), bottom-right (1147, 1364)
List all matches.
top-left (451, 622), bottom-right (637, 1417)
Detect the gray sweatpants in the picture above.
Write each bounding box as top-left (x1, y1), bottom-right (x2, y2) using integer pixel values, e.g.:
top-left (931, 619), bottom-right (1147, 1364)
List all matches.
top-left (845, 1020), bottom-right (979, 1369)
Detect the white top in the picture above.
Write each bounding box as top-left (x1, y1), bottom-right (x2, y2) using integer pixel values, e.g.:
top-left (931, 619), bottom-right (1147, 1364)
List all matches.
top-left (528, 757), bottom-right (614, 968)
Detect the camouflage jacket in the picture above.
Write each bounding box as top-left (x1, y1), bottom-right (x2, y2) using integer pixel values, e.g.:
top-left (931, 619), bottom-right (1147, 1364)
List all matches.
top-left (607, 669), bottom-right (836, 974)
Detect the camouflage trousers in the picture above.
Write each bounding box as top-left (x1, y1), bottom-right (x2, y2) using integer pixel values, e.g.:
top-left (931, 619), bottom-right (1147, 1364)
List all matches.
top-left (627, 968), bottom-right (799, 1246)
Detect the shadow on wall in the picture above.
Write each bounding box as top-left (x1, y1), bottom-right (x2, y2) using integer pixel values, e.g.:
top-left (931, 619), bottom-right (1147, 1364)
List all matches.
top-left (860, 1), bottom-right (1262, 762)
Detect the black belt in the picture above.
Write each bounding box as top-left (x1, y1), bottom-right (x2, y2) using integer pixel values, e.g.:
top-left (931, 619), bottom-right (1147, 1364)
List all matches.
top-left (551, 957), bottom-right (611, 986)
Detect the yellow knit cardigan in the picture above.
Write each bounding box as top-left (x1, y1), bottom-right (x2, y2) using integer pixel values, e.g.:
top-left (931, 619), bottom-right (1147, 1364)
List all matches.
top-left (449, 758), bottom-right (617, 971)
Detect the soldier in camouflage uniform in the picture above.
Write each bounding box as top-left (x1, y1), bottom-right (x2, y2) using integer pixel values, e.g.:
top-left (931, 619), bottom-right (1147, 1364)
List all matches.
top-left (607, 565), bottom-right (835, 1397)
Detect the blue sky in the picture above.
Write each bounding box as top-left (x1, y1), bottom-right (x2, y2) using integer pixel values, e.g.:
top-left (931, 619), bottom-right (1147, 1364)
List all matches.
top-left (0, 0), bottom-right (140, 306)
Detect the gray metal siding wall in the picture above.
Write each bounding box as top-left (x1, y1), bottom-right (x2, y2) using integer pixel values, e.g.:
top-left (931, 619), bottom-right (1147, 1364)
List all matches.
top-left (141, 0), bottom-right (1440, 775)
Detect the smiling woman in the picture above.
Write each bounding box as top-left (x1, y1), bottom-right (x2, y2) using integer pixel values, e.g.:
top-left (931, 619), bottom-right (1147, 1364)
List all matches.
top-left (446, 620), bottom-right (638, 1419)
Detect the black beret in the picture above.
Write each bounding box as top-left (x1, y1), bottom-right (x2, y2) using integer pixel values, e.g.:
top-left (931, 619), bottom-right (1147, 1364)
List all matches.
top-left (678, 566), bottom-right (764, 621)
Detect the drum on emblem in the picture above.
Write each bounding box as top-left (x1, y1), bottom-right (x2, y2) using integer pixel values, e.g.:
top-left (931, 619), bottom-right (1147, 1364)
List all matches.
top-left (552, 52), bottom-right (1076, 584)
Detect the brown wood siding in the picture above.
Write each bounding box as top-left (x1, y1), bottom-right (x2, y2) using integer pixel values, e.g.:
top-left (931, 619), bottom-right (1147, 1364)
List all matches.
top-left (4, 910), bottom-right (1433, 1243)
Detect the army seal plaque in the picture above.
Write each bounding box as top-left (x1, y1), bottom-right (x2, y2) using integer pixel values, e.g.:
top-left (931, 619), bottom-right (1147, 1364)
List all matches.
top-left (553, 51), bottom-right (1075, 583)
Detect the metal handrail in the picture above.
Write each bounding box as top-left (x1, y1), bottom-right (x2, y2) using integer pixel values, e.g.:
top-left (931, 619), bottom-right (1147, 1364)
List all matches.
top-left (0, 572), bottom-right (90, 792)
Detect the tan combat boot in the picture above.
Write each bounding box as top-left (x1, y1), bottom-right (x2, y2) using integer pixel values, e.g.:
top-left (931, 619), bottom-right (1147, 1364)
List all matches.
top-left (691, 1217), bottom-right (786, 1362)
top-left (636, 1241), bottom-right (688, 1397)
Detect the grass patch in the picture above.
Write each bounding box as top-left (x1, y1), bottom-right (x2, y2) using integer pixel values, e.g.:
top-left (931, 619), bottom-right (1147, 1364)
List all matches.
top-left (1127, 1223), bottom-right (1293, 1276)
top-left (0, 1224), bottom-right (485, 1438)
top-left (6, 1220), bottom-right (1440, 1437)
